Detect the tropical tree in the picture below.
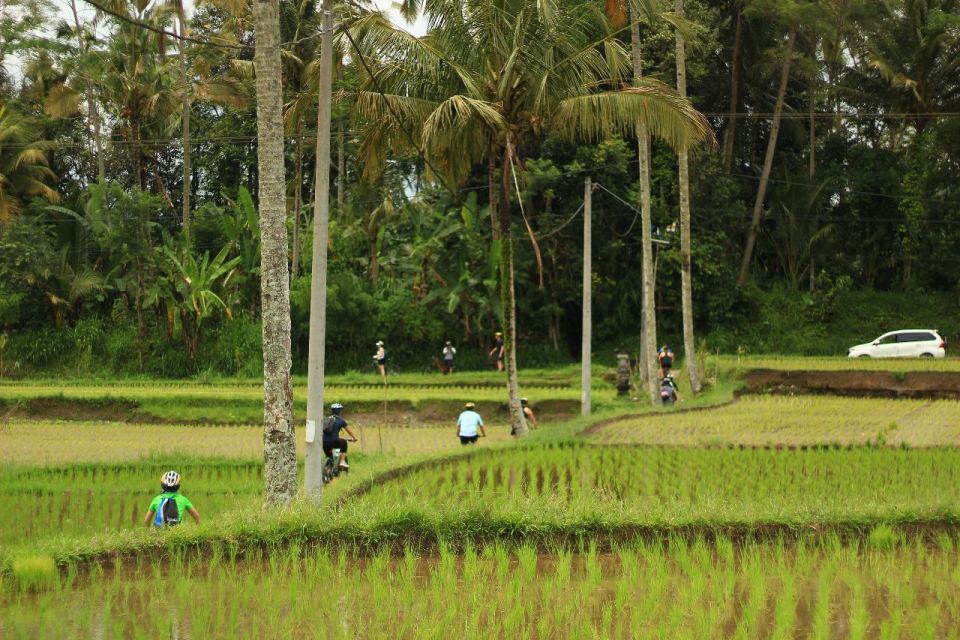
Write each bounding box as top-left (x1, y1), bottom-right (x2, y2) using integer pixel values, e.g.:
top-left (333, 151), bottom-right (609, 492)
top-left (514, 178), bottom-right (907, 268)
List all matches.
top-left (353, 0), bottom-right (712, 428)
top-left (737, 1), bottom-right (807, 285)
top-left (0, 105), bottom-right (60, 223)
top-left (162, 244), bottom-right (240, 357)
top-left (27, 245), bottom-right (103, 326)
top-left (674, 0), bottom-right (700, 393)
top-left (254, 0), bottom-right (297, 505)
top-left (611, 0), bottom-right (695, 403)
top-left (97, 5), bottom-right (178, 193)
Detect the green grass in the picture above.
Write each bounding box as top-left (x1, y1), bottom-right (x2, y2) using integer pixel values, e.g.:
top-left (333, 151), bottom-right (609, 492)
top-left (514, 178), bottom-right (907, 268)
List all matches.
top-left (0, 364), bottom-right (605, 389)
top-left (351, 442), bottom-right (960, 527)
top-left (0, 377), bottom-right (620, 423)
top-left (0, 457), bottom-right (264, 547)
top-left (3, 536), bottom-right (957, 638)
top-left (591, 395), bottom-right (960, 447)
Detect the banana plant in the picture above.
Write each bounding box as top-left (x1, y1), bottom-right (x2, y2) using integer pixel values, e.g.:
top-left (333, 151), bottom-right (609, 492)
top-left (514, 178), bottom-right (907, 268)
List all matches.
top-left (162, 244), bottom-right (240, 358)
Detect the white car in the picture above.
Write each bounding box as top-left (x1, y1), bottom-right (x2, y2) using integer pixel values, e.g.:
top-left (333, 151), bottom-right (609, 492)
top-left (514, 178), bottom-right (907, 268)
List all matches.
top-left (847, 330), bottom-right (946, 358)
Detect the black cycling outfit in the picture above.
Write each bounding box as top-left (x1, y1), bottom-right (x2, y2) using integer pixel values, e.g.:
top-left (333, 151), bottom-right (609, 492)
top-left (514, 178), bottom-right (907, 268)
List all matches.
top-left (322, 415), bottom-right (350, 457)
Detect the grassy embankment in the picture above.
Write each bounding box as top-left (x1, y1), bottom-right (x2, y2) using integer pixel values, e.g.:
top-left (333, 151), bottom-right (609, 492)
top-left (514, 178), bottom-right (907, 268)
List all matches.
top-left (0, 366), bottom-right (619, 424)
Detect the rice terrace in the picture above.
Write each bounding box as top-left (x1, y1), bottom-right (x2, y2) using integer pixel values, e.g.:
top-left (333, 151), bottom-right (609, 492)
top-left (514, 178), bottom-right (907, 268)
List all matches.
top-left (3, 0), bottom-right (960, 636)
top-left (2, 357), bottom-right (960, 638)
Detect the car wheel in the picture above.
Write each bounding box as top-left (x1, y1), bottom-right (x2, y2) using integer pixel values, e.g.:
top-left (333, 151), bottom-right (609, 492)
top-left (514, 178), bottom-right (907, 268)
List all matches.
top-left (920, 353), bottom-right (934, 358)
top-left (857, 354), bottom-right (871, 358)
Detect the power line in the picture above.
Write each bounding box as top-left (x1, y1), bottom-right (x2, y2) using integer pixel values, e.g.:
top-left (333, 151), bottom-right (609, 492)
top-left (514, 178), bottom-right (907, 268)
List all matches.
top-left (702, 111), bottom-right (960, 119)
top-left (81, 0), bottom-right (246, 50)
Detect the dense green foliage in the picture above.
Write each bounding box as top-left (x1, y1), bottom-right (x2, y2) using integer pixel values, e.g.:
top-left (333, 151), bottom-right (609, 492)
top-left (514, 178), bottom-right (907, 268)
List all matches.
top-left (1, 0), bottom-right (958, 377)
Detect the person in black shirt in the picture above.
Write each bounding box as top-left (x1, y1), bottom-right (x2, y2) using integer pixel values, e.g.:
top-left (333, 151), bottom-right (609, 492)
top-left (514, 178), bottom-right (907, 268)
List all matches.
top-left (488, 332), bottom-right (504, 371)
top-left (322, 402), bottom-right (358, 469)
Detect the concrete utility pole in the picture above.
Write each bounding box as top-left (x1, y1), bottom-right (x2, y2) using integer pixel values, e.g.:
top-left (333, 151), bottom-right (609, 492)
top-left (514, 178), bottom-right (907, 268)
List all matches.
top-left (581, 177), bottom-right (592, 415)
top-left (304, 0), bottom-right (334, 498)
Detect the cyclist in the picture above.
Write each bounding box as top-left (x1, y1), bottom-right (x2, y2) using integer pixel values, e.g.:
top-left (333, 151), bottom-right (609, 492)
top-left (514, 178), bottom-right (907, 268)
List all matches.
top-left (456, 402), bottom-right (486, 445)
top-left (323, 402), bottom-right (358, 469)
top-left (657, 344), bottom-right (675, 378)
top-left (659, 374), bottom-right (680, 405)
top-left (144, 471), bottom-right (201, 528)
top-left (520, 398), bottom-right (538, 430)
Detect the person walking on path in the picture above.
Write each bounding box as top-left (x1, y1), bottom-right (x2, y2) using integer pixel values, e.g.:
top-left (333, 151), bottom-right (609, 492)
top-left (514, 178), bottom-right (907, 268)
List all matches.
top-left (441, 341), bottom-right (456, 374)
top-left (488, 332), bottom-right (504, 371)
top-left (456, 402), bottom-right (486, 445)
top-left (520, 398), bottom-right (538, 430)
top-left (373, 340), bottom-right (386, 380)
top-left (144, 471), bottom-right (201, 528)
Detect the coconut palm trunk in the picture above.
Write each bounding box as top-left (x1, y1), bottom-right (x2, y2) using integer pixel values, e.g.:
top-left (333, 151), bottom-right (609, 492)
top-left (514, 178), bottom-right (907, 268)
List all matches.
top-left (254, 0), bottom-right (297, 506)
top-left (69, 0), bottom-right (105, 183)
top-left (722, 5), bottom-right (744, 170)
top-left (675, 0), bottom-right (701, 393)
top-left (291, 116), bottom-right (304, 281)
top-left (630, 8), bottom-right (659, 404)
top-left (180, 22), bottom-right (192, 233)
top-left (500, 146), bottom-right (527, 436)
top-left (738, 29), bottom-right (796, 286)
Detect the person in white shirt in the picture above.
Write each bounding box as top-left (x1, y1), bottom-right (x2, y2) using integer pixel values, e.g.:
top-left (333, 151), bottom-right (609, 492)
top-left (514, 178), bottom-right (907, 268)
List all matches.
top-left (456, 402), bottom-right (486, 445)
top-left (373, 340), bottom-right (386, 379)
top-left (441, 341), bottom-right (456, 374)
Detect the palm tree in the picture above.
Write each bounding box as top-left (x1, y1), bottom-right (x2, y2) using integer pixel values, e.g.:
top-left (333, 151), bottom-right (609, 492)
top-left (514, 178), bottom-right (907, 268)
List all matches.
top-left (0, 105), bottom-right (60, 224)
top-left (26, 246), bottom-right (103, 327)
top-left (98, 5), bottom-right (179, 192)
top-left (607, 0), bottom-right (691, 402)
top-left (254, 0), bottom-right (298, 506)
top-left (352, 0), bottom-right (712, 429)
top-left (673, 0), bottom-right (700, 393)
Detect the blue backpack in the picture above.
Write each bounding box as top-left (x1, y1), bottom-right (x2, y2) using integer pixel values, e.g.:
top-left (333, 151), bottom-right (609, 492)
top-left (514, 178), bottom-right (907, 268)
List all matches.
top-left (153, 496), bottom-right (181, 528)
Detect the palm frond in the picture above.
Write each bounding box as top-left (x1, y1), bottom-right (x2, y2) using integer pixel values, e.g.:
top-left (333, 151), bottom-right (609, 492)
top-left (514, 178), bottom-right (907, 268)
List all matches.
top-left (44, 83), bottom-right (83, 118)
top-left (422, 95), bottom-right (506, 145)
top-left (553, 82), bottom-right (715, 151)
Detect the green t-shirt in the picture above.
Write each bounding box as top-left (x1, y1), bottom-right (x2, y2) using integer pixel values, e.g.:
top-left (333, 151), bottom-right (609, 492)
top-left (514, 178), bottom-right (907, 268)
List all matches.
top-left (149, 492), bottom-right (194, 525)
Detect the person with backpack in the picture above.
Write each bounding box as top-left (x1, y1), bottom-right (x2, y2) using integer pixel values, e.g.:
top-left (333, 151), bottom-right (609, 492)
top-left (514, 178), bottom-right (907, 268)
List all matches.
top-left (144, 470), bottom-right (200, 528)
top-left (657, 344), bottom-right (675, 378)
top-left (441, 341), bottom-right (456, 374)
top-left (456, 402), bottom-right (486, 445)
top-left (323, 402), bottom-right (358, 469)
top-left (373, 340), bottom-right (387, 380)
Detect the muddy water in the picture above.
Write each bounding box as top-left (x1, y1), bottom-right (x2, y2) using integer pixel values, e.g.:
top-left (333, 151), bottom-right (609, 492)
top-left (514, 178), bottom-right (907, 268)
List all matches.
top-left (5, 542), bottom-right (959, 638)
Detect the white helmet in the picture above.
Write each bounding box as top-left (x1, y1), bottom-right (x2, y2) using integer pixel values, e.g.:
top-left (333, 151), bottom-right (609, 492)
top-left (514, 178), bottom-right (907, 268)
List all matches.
top-left (161, 470), bottom-right (181, 487)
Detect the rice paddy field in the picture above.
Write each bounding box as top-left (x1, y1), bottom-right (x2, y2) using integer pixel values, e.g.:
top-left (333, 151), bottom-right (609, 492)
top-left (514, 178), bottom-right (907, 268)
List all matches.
top-left (5, 536), bottom-right (960, 639)
top-left (0, 417), bottom-right (517, 466)
top-left (3, 365), bottom-right (960, 637)
top-left (591, 395), bottom-right (960, 447)
top-left (349, 443), bottom-right (960, 526)
top-left (0, 379), bottom-right (613, 423)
